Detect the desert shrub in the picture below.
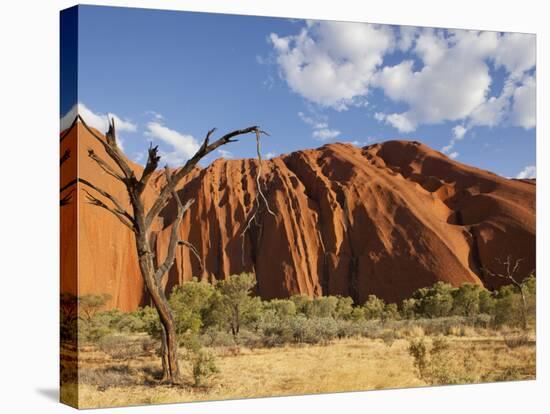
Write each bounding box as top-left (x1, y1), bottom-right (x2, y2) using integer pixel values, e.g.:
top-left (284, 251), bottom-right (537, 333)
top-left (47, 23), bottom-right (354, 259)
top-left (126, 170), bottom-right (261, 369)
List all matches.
top-left (140, 306), bottom-right (162, 340)
top-left (289, 316), bottom-right (338, 344)
top-left (408, 338), bottom-right (428, 379)
top-left (60, 293), bottom-right (78, 342)
top-left (408, 336), bottom-right (477, 385)
top-left (78, 293), bottom-right (112, 322)
top-left (180, 333), bottom-right (219, 387)
top-left (363, 295), bottom-right (386, 320)
top-left (452, 283), bottom-right (483, 316)
top-left (289, 294), bottom-right (310, 315)
top-left (302, 296), bottom-right (339, 318)
top-left (384, 303), bottom-right (400, 321)
top-left (401, 298), bottom-right (417, 319)
top-left (79, 365), bottom-right (136, 388)
top-left (236, 329), bottom-right (264, 348)
top-left (98, 335), bottom-right (150, 360)
top-left (190, 349), bottom-right (219, 387)
top-left (380, 329), bottom-right (399, 347)
top-left (334, 296), bottom-right (355, 319)
top-left (262, 299), bottom-right (297, 318)
top-left (257, 313), bottom-right (295, 347)
top-left (169, 278), bottom-right (216, 339)
top-left (413, 282), bottom-right (456, 318)
top-left (334, 319), bottom-right (364, 338)
top-left (93, 309), bottom-right (147, 333)
top-left (479, 289), bottom-right (496, 314)
top-left (350, 306), bottom-right (366, 321)
top-left (200, 327), bottom-right (235, 348)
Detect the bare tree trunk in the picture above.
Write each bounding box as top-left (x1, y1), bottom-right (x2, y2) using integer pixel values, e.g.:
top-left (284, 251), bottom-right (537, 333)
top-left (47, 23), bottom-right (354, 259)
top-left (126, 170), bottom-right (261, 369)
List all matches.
top-left (136, 235), bottom-right (181, 382)
top-left (78, 115), bottom-right (269, 385)
top-left (517, 284), bottom-right (528, 331)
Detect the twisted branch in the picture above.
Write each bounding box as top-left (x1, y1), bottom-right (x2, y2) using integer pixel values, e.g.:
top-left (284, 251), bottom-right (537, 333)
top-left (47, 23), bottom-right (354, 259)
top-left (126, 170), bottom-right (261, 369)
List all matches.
top-left (79, 178), bottom-right (135, 230)
top-left (145, 126), bottom-right (267, 228)
top-left (154, 167), bottom-right (195, 281)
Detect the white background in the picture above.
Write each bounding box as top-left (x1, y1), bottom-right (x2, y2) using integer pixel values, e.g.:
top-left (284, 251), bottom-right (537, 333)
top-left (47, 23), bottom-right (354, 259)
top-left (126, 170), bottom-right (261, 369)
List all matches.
top-left (0, 0), bottom-right (547, 412)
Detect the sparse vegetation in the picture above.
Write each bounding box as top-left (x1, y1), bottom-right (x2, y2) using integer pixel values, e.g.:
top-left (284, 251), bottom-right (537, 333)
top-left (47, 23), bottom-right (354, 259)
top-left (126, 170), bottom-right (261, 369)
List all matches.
top-left (61, 273), bottom-right (536, 407)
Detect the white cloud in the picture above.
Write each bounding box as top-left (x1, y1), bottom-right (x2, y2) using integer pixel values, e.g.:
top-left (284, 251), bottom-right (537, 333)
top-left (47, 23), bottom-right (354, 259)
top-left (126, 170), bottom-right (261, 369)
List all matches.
top-left (448, 151), bottom-right (459, 159)
top-left (60, 102), bottom-right (137, 134)
top-left (265, 152), bottom-right (277, 159)
top-left (494, 33), bottom-right (536, 79)
top-left (145, 121), bottom-right (200, 166)
top-left (312, 128), bottom-right (341, 140)
top-left (512, 75), bottom-right (536, 129)
top-left (217, 149), bottom-right (233, 159)
top-left (441, 124), bottom-right (468, 155)
top-left (453, 125), bottom-right (467, 140)
top-left (348, 139), bottom-right (374, 147)
top-left (298, 110), bottom-right (341, 141)
top-left (298, 111), bottom-right (328, 129)
top-left (516, 165), bottom-right (536, 179)
top-left (270, 21), bottom-right (394, 109)
top-left (397, 26), bottom-right (419, 52)
top-left (372, 30), bottom-right (535, 132)
top-left (271, 22), bottom-right (535, 134)
top-left (375, 112), bottom-right (416, 133)
top-left (145, 110), bottom-right (164, 120)
top-left (373, 30), bottom-right (497, 130)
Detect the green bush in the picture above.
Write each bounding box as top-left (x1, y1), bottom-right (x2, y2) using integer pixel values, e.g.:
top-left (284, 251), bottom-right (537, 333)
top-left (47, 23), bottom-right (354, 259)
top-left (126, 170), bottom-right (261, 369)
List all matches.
top-left (363, 295), bottom-right (386, 320)
top-left (413, 282), bottom-right (455, 318)
top-left (210, 273), bottom-right (262, 341)
top-left (169, 278), bottom-right (216, 339)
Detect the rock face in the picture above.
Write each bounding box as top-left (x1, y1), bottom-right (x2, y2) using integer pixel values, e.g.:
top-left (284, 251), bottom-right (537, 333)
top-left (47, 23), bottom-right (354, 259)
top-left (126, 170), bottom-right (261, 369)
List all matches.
top-left (60, 123), bottom-right (536, 311)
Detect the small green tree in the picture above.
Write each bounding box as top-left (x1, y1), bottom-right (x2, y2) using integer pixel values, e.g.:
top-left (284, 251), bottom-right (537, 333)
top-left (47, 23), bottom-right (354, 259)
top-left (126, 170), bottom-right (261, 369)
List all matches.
top-left (413, 282), bottom-right (455, 318)
top-left (452, 283), bottom-right (482, 317)
top-left (212, 273), bottom-right (261, 342)
top-left (78, 293), bottom-right (112, 323)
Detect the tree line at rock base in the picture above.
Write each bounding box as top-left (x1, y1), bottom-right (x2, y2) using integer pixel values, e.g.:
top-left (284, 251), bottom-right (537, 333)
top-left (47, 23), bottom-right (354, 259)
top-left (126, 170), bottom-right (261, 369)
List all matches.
top-left (61, 273), bottom-right (535, 387)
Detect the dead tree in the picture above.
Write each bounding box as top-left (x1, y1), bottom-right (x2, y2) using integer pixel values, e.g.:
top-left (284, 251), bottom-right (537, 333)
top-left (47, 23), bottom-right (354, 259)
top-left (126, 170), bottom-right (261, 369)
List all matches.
top-left (78, 114), bottom-right (269, 383)
top-left (483, 255), bottom-right (533, 330)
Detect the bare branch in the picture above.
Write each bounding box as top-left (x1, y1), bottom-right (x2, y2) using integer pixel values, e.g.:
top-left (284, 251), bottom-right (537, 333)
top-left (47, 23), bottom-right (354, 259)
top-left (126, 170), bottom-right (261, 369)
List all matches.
top-left (146, 126), bottom-right (266, 228)
top-left (155, 167), bottom-right (195, 280)
top-left (177, 239), bottom-right (203, 271)
top-left (138, 142), bottom-right (161, 194)
top-left (82, 189), bottom-right (135, 231)
top-left (87, 149), bottom-right (125, 182)
top-left (78, 115), bottom-right (135, 180)
top-left (253, 129), bottom-right (275, 217)
top-left (79, 178), bottom-right (135, 229)
top-left (483, 256), bottom-right (525, 288)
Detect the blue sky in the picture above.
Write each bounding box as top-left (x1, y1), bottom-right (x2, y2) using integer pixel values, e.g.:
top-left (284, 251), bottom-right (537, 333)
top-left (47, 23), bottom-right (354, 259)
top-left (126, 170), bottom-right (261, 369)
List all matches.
top-left (61, 5), bottom-right (536, 178)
